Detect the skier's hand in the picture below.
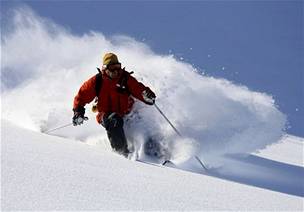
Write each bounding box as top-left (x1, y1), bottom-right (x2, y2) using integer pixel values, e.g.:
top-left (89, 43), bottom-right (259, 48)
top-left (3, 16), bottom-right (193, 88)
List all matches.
top-left (142, 89), bottom-right (156, 105)
top-left (73, 107), bottom-right (88, 126)
top-left (102, 112), bottom-right (122, 130)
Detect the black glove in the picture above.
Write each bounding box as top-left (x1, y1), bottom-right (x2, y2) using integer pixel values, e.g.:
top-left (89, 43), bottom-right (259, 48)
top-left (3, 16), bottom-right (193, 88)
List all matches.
top-left (142, 89), bottom-right (156, 105)
top-left (102, 112), bottom-right (123, 130)
top-left (73, 107), bottom-right (88, 126)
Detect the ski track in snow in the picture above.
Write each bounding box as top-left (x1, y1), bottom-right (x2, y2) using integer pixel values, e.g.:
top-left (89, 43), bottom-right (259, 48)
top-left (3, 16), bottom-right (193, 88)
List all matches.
top-left (2, 7), bottom-right (287, 169)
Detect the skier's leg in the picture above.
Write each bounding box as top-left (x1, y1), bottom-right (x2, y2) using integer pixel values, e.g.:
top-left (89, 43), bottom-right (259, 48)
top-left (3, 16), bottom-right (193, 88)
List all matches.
top-left (123, 110), bottom-right (142, 154)
top-left (102, 113), bottom-right (129, 157)
top-left (144, 135), bottom-right (171, 161)
top-left (144, 137), bottom-right (161, 157)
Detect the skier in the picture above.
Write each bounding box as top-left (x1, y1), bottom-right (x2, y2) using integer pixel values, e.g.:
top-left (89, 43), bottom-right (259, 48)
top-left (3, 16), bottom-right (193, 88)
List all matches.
top-left (72, 53), bottom-right (156, 157)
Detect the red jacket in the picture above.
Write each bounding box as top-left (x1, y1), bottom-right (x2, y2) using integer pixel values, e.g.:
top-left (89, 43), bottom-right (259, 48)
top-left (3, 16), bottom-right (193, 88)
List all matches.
top-left (73, 69), bottom-right (152, 123)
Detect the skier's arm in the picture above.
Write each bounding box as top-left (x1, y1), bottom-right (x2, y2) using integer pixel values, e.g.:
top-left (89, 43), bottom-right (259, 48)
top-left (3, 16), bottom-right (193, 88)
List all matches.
top-left (73, 75), bottom-right (97, 110)
top-left (127, 75), bottom-right (156, 104)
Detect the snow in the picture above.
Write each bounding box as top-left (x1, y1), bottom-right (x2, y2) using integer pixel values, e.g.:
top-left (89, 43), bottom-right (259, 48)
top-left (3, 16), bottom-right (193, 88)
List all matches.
top-left (1, 7), bottom-right (303, 211)
top-left (1, 120), bottom-right (303, 210)
top-left (256, 135), bottom-right (304, 167)
top-left (2, 7), bottom-right (287, 168)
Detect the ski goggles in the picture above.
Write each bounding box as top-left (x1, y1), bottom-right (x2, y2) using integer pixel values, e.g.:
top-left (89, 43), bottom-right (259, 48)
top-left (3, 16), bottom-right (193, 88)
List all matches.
top-left (103, 63), bottom-right (121, 72)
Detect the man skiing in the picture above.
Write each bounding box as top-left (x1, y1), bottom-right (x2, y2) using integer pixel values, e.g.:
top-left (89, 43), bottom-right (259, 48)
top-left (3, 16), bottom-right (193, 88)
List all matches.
top-left (72, 53), bottom-right (156, 157)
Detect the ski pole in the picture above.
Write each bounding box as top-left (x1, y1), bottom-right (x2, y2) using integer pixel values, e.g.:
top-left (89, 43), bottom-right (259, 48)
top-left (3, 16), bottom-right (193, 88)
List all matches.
top-left (154, 103), bottom-right (182, 136)
top-left (42, 123), bottom-right (73, 134)
top-left (154, 102), bottom-right (208, 170)
top-left (43, 116), bottom-right (89, 134)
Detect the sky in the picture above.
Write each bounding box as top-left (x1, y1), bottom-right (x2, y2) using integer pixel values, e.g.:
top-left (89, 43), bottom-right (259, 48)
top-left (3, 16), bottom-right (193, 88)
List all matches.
top-left (1, 0), bottom-right (303, 137)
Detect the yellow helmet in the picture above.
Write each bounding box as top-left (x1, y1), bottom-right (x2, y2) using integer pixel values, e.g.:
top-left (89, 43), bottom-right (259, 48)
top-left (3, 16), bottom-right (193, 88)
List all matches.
top-left (103, 53), bottom-right (119, 66)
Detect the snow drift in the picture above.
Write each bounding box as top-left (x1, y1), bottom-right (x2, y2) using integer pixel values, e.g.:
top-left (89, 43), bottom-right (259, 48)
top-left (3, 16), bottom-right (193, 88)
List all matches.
top-left (1, 7), bottom-right (286, 166)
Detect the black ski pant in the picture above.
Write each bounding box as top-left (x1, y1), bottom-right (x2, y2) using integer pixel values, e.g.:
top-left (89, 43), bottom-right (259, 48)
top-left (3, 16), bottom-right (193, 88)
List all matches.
top-left (102, 113), bottom-right (129, 157)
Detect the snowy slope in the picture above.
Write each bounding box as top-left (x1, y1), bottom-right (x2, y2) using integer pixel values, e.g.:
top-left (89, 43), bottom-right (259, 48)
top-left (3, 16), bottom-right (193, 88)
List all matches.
top-left (256, 135), bottom-right (303, 166)
top-left (1, 7), bottom-right (303, 211)
top-left (1, 120), bottom-right (303, 211)
top-left (2, 6), bottom-right (287, 168)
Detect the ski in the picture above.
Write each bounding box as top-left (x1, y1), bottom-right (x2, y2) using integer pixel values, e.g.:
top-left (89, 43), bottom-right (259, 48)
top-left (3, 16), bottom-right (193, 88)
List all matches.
top-left (136, 159), bottom-right (176, 168)
top-left (162, 160), bottom-right (170, 165)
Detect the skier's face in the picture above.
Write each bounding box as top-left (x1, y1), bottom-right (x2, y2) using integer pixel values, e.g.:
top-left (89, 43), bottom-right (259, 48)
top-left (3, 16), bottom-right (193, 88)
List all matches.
top-left (106, 63), bottom-right (121, 79)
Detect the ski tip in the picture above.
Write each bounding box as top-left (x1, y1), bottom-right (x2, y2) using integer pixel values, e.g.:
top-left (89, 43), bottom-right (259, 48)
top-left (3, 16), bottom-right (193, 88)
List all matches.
top-left (162, 160), bottom-right (176, 166)
top-left (162, 160), bottom-right (170, 165)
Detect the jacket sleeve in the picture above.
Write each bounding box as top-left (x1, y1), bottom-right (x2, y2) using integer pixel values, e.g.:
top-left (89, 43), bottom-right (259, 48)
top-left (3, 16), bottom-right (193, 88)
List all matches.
top-left (73, 75), bottom-right (97, 109)
top-left (127, 75), bottom-right (153, 103)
